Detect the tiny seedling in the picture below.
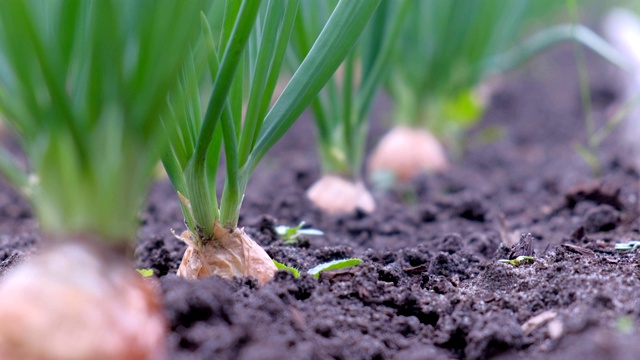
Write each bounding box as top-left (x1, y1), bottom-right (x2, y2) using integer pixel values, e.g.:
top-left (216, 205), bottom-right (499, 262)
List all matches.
top-left (275, 221), bottom-right (324, 245)
top-left (615, 241), bottom-right (640, 252)
top-left (498, 256), bottom-right (536, 267)
top-left (273, 258), bottom-right (363, 279)
top-left (136, 269), bottom-right (155, 278)
top-left (308, 258), bottom-right (363, 278)
top-left (291, 0), bottom-right (410, 214)
top-left (273, 260), bottom-right (300, 278)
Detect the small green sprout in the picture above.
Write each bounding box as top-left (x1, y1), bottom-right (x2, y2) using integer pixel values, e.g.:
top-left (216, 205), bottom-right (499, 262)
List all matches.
top-left (275, 221), bottom-right (324, 245)
top-left (616, 315), bottom-right (634, 334)
top-left (498, 256), bottom-right (536, 267)
top-left (615, 241), bottom-right (640, 252)
top-left (273, 260), bottom-right (301, 278)
top-left (136, 269), bottom-right (154, 278)
top-left (307, 258), bottom-right (363, 278)
top-left (273, 258), bottom-right (362, 279)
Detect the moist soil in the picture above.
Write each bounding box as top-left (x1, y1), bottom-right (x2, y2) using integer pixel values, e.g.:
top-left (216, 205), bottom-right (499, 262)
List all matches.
top-left (1, 45), bottom-right (640, 360)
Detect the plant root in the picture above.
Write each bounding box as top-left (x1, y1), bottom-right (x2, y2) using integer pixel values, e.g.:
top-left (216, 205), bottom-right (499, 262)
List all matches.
top-left (368, 126), bottom-right (448, 181)
top-left (306, 174), bottom-right (375, 214)
top-left (176, 224), bottom-right (277, 285)
top-left (0, 241), bottom-right (166, 360)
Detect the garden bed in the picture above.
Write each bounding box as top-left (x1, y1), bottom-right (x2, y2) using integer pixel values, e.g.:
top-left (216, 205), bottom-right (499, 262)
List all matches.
top-left (2, 45), bottom-right (640, 359)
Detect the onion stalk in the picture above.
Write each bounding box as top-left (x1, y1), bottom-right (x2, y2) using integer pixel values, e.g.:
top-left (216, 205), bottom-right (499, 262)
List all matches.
top-left (0, 1), bottom-right (208, 358)
top-left (287, 0), bottom-right (410, 214)
top-left (162, 0), bottom-right (381, 282)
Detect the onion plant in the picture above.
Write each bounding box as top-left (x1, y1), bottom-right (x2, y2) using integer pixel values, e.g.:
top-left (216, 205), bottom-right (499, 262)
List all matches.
top-left (0, 1), bottom-right (208, 359)
top-left (284, 0), bottom-right (409, 214)
top-left (592, 7), bottom-right (640, 176)
top-left (162, 0), bottom-right (380, 282)
top-left (369, 0), bottom-right (628, 183)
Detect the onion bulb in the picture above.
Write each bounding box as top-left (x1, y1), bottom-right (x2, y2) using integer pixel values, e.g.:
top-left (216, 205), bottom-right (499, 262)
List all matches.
top-left (0, 241), bottom-right (166, 360)
top-left (368, 126), bottom-right (448, 181)
top-left (306, 174), bottom-right (375, 214)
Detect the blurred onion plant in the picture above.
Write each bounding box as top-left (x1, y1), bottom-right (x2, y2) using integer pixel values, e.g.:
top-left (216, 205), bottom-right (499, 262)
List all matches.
top-left (369, 0), bottom-right (627, 183)
top-left (287, 0), bottom-right (409, 214)
top-left (162, 0), bottom-right (380, 282)
top-left (0, 1), bottom-right (209, 359)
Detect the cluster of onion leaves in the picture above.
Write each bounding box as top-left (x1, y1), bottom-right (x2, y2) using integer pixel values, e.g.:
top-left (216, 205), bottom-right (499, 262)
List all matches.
top-left (162, 0), bottom-right (381, 282)
top-left (0, 1), bottom-right (210, 359)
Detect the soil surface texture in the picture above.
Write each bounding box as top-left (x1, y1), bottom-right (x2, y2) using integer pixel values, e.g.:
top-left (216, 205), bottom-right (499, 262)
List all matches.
top-left (1, 45), bottom-right (640, 360)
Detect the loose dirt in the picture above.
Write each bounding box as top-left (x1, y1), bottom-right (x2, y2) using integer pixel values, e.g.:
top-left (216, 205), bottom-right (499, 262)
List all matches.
top-left (1, 45), bottom-right (639, 360)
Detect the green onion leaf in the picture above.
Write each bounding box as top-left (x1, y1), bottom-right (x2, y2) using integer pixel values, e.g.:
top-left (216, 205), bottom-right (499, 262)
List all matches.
top-left (273, 260), bottom-right (301, 278)
top-left (307, 258), bottom-right (363, 278)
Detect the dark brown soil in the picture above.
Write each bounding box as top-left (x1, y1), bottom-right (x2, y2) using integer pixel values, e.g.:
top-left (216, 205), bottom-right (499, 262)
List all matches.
top-left (2, 45), bottom-right (640, 360)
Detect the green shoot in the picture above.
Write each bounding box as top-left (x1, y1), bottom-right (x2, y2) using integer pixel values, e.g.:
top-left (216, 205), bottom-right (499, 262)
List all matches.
top-left (0, 0), bottom-right (208, 244)
top-left (163, 0), bottom-right (380, 281)
top-left (498, 256), bottom-right (536, 267)
top-left (273, 260), bottom-right (301, 278)
top-left (308, 258), bottom-right (363, 278)
top-left (136, 269), bottom-right (155, 278)
top-left (275, 221), bottom-right (324, 245)
top-left (274, 258), bottom-right (363, 279)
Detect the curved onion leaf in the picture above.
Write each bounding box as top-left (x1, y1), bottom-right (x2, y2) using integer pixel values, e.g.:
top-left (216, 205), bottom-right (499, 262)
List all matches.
top-left (307, 258), bottom-right (363, 278)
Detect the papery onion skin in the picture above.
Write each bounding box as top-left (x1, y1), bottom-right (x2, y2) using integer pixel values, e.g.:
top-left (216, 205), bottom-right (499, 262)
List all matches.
top-left (0, 241), bottom-right (167, 360)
